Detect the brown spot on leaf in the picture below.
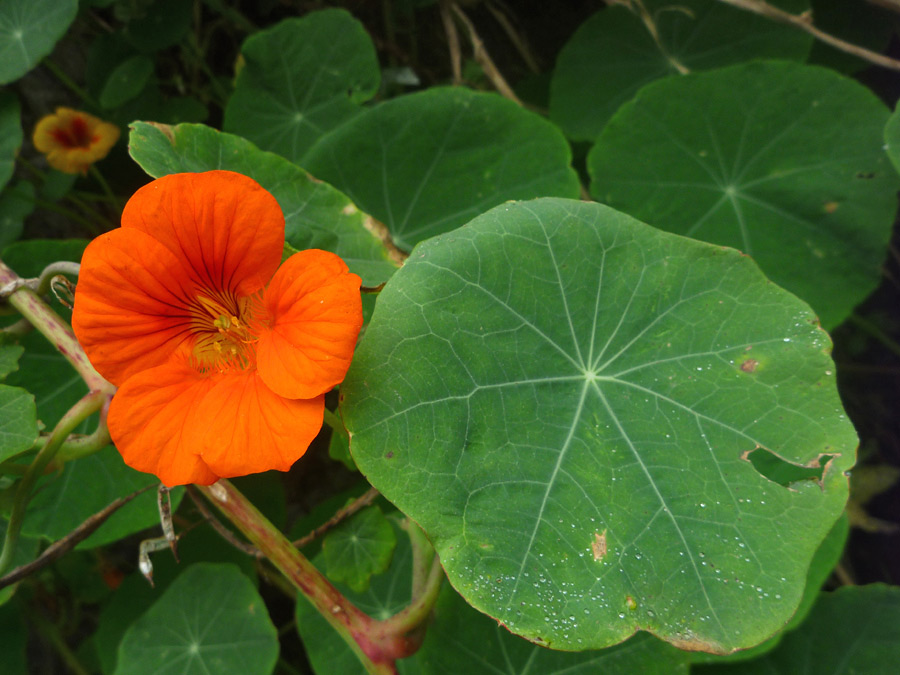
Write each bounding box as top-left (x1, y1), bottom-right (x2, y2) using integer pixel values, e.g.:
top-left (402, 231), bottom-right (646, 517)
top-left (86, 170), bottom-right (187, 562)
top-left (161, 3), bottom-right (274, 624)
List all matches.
top-left (823, 201), bottom-right (839, 214)
top-left (591, 530), bottom-right (607, 561)
top-left (740, 359), bottom-right (759, 373)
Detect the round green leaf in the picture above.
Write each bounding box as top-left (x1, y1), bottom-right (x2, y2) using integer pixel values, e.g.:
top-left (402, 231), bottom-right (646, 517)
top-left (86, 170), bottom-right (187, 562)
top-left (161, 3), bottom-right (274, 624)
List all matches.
top-left (99, 55), bottom-right (154, 109)
top-left (304, 87), bottom-right (580, 250)
top-left (588, 60), bottom-right (898, 329)
top-left (223, 8), bottom-right (380, 163)
top-left (22, 445), bottom-right (183, 548)
top-left (114, 563), bottom-right (278, 675)
top-left (322, 505), bottom-right (397, 592)
top-left (0, 91), bottom-right (22, 191)
top-left (691, 512), bottom-right (849, 664)
top-left (549, 0), bottom-right (812, 141)
top-left (342, 198), bottom-right (857, 653)
top-left (696, 585), bottom-right (900, 674)
top-left (0, 0), bottom-right (77, 85)
top-left (128, 122), bottom-right (398, 286)
top-left (0, 384), bottom-right (37, 463)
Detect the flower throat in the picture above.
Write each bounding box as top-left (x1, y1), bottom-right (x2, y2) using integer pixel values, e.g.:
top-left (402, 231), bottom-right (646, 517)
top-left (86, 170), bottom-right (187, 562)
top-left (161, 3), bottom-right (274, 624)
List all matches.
top-left (190, 293), bottom-right (259, 372)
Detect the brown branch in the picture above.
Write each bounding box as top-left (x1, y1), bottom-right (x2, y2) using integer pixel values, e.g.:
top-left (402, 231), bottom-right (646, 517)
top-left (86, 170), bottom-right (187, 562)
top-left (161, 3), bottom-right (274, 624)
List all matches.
top-left (439, 0), bottom-right (463, 85)
top-left (293, 487), bottom-right (381, 549)
top-left (0, 485), bottom-right (153, 589)
top-left (716, 0), bottom-right (900, 72)
top-left (185, 485), bottom-right (262, 557)
top-left (446, 1), bottom-right (524, 105)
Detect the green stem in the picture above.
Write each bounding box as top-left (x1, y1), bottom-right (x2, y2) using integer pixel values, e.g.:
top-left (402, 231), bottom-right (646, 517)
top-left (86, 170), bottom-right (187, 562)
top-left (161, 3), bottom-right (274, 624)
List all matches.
top-left (323, 406), bottom-right (349, 441)
top-left (0, 391), bottom-right (107, 575)
top-left (88, 164), bottom-right (122, 214)
top-left (42, 58), bottom-right (99, 108)
top-left (198, 480), bottom-right (432, 675)
top-left (31, 196), bottom-right (104, 235)
top-left (21, 600), bottom-right (92, 675)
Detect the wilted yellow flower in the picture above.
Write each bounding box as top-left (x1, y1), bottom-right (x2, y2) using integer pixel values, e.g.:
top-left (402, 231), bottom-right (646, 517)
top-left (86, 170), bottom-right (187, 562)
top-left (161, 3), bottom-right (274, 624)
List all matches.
top-left (32, 108), bottom-right (120, 175)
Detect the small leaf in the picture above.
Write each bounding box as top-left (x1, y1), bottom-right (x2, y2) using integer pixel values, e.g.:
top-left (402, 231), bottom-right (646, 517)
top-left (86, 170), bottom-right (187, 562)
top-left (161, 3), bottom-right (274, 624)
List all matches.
top-left (0, 91), bottom-right (22, 191)
top-left (304, 87), bottom-right (580, 250)
top-left (100, 55), bottom-right (155, 109)
top-left (696, 585), bottom-right (900, 674)
top-left (296, 515), bottom-right (414, 674)
top-left (322, 505), bottom-right (396, 592)
top-left (223, 8), bottom-right (380, 163)
top-left (128, 122), bottom-right (398, 286)
top-left (21, 445), bottom-right (183, 549)
top-left (0, 181), bottom-right (36, 248)
top-left (342, 198), bottom-right (857, 653)
top-left (123, 0), bottom-right (192, 53)
top-left (0, 385), bottom-right (37, 463)
top-left (114, 563), bottom-right (278, 675)
top-left (589, 60), bottom-right (898, 329)
top-left (0, 0), bottom-right (78, 85)
top-left (549, 0), bottom-right (812, 141)
top-left (0, 344), bottom-right (24, 379)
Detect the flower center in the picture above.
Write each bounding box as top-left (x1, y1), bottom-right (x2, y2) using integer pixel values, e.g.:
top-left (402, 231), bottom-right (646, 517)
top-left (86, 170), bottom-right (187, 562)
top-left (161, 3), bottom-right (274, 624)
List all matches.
top-left (189, 292), bottom-right (259, 372)
top-left (51, 116), bottom-right (95, 149)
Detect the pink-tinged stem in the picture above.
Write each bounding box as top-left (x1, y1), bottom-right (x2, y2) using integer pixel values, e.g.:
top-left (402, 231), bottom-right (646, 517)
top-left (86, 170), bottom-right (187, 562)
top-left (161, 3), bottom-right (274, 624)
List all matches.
top-left (0, 259), bottom-right (112, 393)
top-left (196, 480), bottom-right (438, 674)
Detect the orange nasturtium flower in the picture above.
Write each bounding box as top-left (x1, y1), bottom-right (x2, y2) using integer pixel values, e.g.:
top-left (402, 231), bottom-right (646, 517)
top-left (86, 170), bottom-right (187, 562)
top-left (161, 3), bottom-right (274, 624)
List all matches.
top-left (32, 107), bottom-right (120, 175)
top-left (72, 171), bottom-right (363, 486)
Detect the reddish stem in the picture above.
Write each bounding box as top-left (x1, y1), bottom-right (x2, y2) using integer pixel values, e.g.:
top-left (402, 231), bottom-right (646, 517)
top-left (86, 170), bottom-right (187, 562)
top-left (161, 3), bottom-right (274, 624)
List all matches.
top-left (196, 480), bottom-right (436, 673)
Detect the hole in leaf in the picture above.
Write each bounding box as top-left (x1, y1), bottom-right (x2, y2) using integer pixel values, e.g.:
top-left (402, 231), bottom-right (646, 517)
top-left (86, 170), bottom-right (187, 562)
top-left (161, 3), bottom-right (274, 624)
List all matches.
top-left (744, 448), bottom-right (833, 487)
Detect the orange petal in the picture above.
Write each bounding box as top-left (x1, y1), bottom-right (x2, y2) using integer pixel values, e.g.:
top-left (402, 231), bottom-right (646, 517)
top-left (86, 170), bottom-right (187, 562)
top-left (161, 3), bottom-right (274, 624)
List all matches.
top-left (107, 360), bottom-right (218, 487)
top-left (257, 250), bottom-right (362, 399)
top-left (72, 227), bottom-right (201, 386)
top-left (121, 171), bottom-right (284, 297)
top-left (186, 370), bottom-right (324, 478)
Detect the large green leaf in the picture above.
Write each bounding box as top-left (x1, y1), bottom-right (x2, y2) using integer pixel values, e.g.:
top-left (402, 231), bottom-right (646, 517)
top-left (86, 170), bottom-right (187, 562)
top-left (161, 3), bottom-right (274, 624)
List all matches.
top-left (304, 87), bottom-right (581, 250)
top-left (549, 0), bottom-right (812, 141)
top-left (21, 445), bottom-right (183, 548)
top-left (696, 585), bottom-right (900, 674)
top-left (588, 60), bottom-right (897, 329)
top-left (223, 8), bottom-right (380, 163)
top-left (114, 563), bottom-right (278, 675)
top-left (128, 122), bottom-right (398, 286)
top-left (341, 198), bottom-right (857, 653)
top-left (0, 91), bottom-right (22, 191)
top-left (0, 0), bottom-right (77, 84)
top-left (690, 512), bottom-right (849, 664)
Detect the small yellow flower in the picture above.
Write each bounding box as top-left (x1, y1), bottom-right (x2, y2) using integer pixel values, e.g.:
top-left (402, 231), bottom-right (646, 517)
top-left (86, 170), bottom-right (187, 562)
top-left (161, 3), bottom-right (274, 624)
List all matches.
top-left (32, 108), bottom-right (120, 175)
